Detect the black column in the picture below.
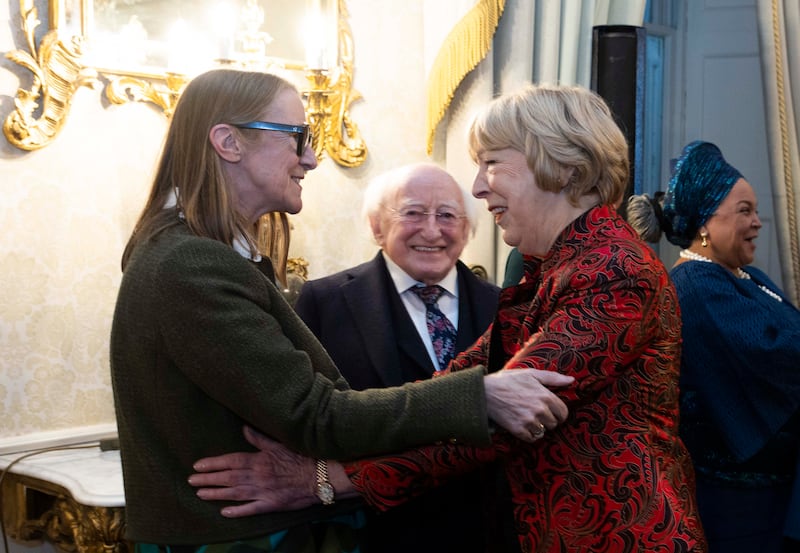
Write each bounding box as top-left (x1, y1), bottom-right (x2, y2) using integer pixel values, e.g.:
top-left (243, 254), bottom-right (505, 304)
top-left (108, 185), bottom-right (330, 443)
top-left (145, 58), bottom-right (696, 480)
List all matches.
top-left (591, 25), bottom-right (646, 219)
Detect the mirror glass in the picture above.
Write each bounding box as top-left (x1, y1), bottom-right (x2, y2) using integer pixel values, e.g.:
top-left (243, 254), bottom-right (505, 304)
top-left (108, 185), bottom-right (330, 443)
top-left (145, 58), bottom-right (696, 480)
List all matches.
top-left (57, 0), bottom-right (338, 77)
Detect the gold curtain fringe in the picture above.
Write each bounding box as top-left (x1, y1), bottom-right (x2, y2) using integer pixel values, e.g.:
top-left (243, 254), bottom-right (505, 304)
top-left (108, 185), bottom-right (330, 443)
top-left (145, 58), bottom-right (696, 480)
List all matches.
top-left (427, 0), bottom-right (505, 155)
top-left (425, 0), bottom-right (506, 155)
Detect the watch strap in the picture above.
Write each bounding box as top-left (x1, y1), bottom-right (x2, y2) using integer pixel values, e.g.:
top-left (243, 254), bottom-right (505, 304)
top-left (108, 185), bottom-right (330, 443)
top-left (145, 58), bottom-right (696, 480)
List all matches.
top-left (315, 459), bottom-right (335, 505)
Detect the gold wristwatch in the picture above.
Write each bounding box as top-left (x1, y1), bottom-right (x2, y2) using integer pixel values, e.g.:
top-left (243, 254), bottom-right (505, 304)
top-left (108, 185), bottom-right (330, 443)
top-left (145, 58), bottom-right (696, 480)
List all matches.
top-left (315, 459), bottom-right (335, 505)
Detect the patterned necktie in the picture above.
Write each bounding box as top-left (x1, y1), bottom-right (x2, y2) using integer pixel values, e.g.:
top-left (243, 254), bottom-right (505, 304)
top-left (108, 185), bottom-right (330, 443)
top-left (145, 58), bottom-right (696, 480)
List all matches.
top-left (411, 285), bottom-right (456, 370)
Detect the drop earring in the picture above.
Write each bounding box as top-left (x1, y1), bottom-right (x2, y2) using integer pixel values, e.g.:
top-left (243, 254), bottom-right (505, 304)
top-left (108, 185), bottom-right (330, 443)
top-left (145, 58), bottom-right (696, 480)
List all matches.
top-left (701, 233), bottom-right (708, 247)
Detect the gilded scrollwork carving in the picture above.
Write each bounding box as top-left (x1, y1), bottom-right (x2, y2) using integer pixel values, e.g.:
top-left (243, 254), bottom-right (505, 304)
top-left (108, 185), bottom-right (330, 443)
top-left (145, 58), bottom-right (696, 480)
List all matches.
top-left (286, 257), bottom-right (309, 281)
top-left (59, 496), bottom-right (128, 553)
top-left (304, 0), bottom-right (367, 167)
top-left (3, 1), bottom-right (99, 150)
top-left (3, 0), bottom-right (367, 168)
top-left (2, 473), bottom-right (130, 553)
top-left (17, 496), bottom-right (128, 553)
top-left (105, 73), bottom-right (188, 118)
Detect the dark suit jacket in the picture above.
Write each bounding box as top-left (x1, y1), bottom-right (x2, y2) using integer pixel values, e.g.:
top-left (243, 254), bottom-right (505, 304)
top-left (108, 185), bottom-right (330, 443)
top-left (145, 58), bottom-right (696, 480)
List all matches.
top-left (294, 252), bottom-right (499, 390)
top-left (294, 251), bottom-right (500, 553)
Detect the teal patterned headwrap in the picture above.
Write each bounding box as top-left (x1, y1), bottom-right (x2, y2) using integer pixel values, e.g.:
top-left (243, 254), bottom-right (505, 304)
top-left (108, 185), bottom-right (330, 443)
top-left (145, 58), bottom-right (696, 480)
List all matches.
top-left (661, 141), bottom-right (743, 248)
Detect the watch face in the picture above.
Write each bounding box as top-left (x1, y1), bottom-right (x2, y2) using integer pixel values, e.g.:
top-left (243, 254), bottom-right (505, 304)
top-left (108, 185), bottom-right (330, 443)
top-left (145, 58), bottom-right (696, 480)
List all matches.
top-left (316, 482), bottom-right (335, 505)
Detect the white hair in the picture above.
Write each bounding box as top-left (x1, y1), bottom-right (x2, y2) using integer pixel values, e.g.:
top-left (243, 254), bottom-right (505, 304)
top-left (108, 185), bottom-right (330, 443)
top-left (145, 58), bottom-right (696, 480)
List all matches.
top-left (360, 163), bottom-right (478, 236)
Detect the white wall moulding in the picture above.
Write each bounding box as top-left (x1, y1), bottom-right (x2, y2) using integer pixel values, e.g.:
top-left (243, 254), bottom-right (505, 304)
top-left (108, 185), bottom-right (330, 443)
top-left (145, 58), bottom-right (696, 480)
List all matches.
top-left (0, 423), bottom-right (118, 456)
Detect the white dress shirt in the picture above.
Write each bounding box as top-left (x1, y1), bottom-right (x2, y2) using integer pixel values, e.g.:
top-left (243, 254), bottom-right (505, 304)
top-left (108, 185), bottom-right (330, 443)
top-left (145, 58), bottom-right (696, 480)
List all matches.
top-left (383, 255), bottom-right (459, 371)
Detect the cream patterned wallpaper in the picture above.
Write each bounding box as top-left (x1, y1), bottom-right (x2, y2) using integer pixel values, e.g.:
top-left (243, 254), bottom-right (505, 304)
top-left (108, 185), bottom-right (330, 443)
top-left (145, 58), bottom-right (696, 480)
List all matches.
top-left (0, 0), bottom-right (495, 448)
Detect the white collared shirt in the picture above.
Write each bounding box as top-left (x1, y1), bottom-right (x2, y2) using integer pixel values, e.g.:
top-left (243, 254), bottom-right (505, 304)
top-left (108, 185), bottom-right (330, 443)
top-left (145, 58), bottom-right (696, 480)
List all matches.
top-left (384, 254), bottom-right (459, 371)
top-left (232, 234), bottom-right (262, 262)
top-left (165, 187), bottom-right (261, 262)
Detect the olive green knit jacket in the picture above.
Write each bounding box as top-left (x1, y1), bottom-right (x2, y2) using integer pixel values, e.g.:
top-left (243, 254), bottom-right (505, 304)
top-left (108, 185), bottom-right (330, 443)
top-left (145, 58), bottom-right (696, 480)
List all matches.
top-left (110, 224), bottom-right (490, 545)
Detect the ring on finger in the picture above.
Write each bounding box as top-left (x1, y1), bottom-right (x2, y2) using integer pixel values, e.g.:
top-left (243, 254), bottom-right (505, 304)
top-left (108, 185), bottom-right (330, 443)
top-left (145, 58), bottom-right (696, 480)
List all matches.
top-left (532, 422), bottom-right (545, 439)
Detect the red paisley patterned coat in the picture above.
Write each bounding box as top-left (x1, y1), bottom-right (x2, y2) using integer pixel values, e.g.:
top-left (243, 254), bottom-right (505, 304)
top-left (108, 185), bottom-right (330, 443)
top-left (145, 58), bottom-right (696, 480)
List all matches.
top-left (343, 205), bottom-right (707, 552)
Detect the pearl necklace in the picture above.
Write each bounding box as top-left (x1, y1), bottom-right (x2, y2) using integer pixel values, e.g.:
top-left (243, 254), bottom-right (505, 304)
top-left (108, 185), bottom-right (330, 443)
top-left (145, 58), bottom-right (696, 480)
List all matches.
top-left (679, 250), bottom-right (782, 302)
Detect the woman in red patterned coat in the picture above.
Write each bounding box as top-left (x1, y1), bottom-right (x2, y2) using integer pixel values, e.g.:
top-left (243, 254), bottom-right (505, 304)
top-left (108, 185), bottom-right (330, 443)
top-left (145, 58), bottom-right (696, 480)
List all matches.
top-left (190, 84), bottom-right (707, 553)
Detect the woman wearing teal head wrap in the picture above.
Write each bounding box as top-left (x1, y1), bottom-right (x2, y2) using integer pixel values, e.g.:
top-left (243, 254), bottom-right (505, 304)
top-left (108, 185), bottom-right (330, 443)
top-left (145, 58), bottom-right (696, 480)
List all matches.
top-left (661, 140), bottom-right (743, 248)
top-left (628, 142), bottom-right (800, 553)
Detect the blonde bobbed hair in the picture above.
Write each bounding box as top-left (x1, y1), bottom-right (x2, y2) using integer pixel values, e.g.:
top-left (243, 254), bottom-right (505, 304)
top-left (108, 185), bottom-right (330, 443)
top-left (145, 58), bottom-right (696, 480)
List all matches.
top-left (468, 83), bottom-right (629, 207)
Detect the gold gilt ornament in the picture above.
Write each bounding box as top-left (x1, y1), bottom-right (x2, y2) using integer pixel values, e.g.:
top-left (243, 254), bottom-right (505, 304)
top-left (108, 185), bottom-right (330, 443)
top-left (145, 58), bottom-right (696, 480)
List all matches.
top-left (105, 72), bottom-right (189, 119)
top-left (303, 0), bottom-right (367, 167)
top-left (3, 0), bottom-right (366, 168)
top-left (3, 1), bottom-right (99, 150)
top-left (2, 472), bottom-right (130, 553)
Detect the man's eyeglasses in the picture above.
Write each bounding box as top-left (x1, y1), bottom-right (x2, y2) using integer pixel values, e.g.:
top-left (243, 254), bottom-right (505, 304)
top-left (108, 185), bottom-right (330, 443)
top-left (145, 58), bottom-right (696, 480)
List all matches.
top-left (234, 121), bottom-right (312, 157)
top-left (389, 207), bottom-right (468, 228)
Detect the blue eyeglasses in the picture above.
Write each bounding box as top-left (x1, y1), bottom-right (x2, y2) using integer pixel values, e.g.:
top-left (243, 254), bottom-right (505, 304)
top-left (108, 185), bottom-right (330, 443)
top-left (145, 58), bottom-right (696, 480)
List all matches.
top-left (234, 121), bottom-right (312, 156)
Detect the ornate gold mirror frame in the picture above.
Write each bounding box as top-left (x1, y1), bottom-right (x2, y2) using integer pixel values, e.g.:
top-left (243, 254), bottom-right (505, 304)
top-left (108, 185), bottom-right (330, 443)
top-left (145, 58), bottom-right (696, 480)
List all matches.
top-left (4, 0), bottom-right (367, 168)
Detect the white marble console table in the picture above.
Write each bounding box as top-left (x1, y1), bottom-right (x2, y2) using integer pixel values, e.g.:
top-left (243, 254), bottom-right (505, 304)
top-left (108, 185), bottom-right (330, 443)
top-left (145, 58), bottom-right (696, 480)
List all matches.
top-left (0, 445), bottom-right (129, 553)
